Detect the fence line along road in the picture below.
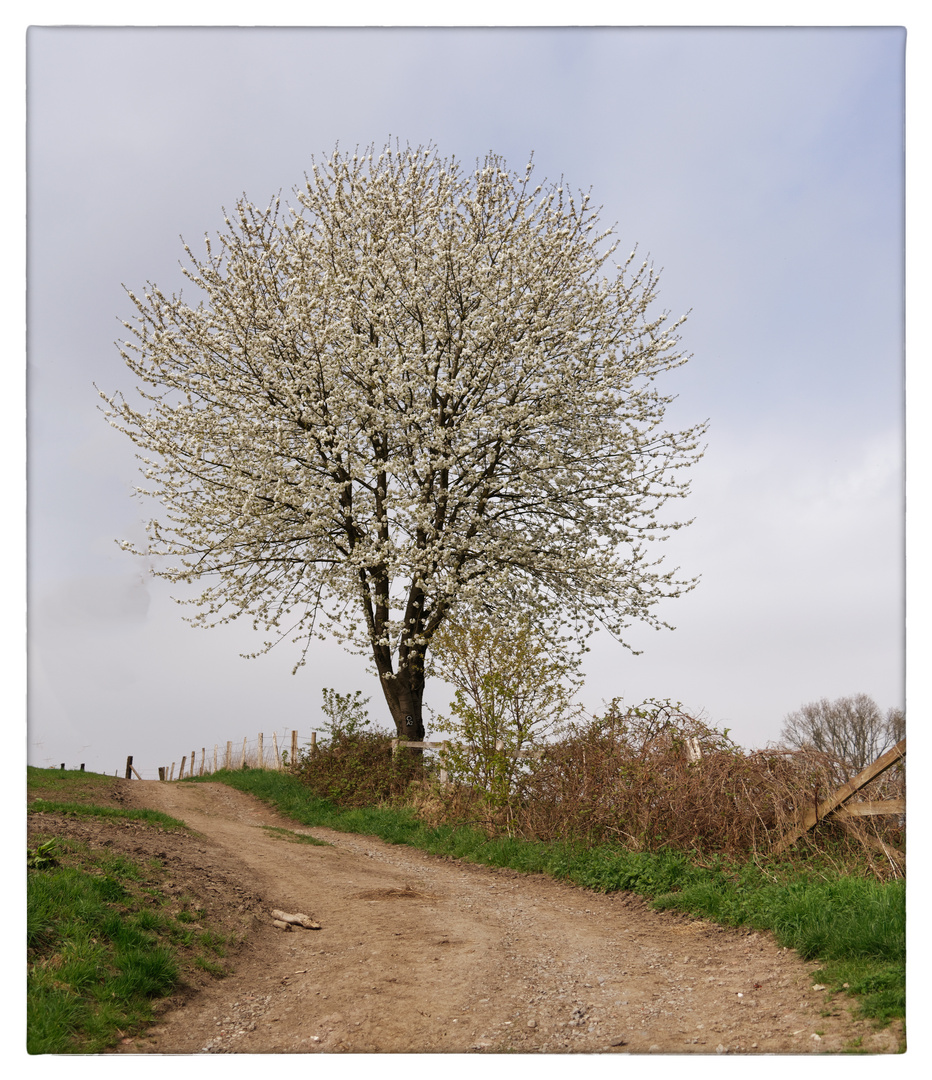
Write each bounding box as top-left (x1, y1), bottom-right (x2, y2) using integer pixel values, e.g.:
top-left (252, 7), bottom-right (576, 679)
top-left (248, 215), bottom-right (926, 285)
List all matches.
top-left (103, 733), bottom-right (575, 782)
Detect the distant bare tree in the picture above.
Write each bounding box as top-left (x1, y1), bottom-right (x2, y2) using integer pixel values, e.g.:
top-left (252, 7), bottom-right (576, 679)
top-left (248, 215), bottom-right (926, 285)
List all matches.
top-left (779, 693), bottom-right (904, 774)
top-left (886, 704), bottom-right (905, 746)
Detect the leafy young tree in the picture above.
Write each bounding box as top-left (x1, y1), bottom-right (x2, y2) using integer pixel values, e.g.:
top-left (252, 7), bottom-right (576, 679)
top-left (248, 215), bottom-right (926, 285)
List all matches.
top-left (430, 614), bottom-right (583, 805)
top-left (779, 693), bottom-right (904, 774)
top-left (319, 687), bottom-right (373, 741)
top-left (102, 142), bottom-right (706, 741)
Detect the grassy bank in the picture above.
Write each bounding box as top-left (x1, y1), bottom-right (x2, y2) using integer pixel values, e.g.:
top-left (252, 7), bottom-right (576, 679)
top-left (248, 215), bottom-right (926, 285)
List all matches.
top-left (28, 841), bottom-right (182, 1054)
top-left (196, 766), bottom-right (905, 1026)
top-left (27, 768), bottom-right (231, 1054)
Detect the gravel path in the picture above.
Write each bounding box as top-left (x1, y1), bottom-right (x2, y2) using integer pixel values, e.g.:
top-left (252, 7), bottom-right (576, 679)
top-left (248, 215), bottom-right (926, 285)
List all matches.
top-left (111, 780), bottom-right (900, 1055)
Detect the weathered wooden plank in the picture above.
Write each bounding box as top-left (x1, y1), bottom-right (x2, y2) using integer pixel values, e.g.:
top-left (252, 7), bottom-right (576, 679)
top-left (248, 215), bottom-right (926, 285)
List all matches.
top-left (772, 739), bottom-right (905, 854)
top-left (392, 739), bottom-right (545, 758)
top-left (834, 798), bottom-right (905, 817)
top-left (392, 740), bottom-right (449, 750)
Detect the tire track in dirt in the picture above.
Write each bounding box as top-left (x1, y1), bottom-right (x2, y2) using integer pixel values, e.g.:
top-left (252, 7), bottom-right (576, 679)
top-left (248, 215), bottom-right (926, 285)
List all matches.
top-left (117, 781), bottom-right (901, 1054)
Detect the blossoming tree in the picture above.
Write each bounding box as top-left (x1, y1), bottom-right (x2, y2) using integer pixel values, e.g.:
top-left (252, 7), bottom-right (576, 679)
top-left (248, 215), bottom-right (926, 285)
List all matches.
top-left (102, 142), bottom-right (706, 743)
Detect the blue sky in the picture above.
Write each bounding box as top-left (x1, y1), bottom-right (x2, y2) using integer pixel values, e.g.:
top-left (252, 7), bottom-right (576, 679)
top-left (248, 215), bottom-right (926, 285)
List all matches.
top-left (24, 17), bottom-right (912, 777)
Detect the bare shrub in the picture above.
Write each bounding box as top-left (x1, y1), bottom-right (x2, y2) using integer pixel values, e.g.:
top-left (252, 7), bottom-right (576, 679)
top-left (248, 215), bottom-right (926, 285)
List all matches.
top-left (421, 698), bottom-right (907, 873)
top-left (767, 743), bottom-right (905, 877)
top-left (510, 700), bottom-right (784, 853)
top-left (405, 777), bottom-right (497, 831)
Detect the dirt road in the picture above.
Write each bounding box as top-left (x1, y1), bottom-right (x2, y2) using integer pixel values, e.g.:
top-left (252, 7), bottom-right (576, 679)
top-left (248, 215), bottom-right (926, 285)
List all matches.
top-left (83, 780), bottom-right (901, 1053)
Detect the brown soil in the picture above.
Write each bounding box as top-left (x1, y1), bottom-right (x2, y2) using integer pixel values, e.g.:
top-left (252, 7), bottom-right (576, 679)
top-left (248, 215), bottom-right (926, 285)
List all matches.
top-left (29, 778), bottom-right (903, 1055)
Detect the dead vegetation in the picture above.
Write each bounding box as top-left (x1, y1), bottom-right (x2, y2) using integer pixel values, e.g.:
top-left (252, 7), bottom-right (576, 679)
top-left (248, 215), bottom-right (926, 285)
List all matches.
top-left (510, 704), bottom-right (904, 872)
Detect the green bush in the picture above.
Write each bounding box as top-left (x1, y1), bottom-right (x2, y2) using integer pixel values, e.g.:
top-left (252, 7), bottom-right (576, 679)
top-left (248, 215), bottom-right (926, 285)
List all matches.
top-left (292, 731), bottom-right (427, 806)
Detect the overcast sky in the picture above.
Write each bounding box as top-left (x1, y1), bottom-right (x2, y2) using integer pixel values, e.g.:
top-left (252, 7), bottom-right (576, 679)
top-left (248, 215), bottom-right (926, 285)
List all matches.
top-left (25, 20), bottom-right (910, 777)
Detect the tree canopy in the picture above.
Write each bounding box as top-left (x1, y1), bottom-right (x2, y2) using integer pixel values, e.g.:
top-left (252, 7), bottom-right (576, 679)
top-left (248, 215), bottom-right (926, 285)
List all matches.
top-left (103, 142), bottom-right (706, 739)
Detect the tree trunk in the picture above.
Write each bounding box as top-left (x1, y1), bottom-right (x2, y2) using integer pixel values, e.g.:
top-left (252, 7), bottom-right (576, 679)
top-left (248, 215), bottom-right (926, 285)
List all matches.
top-left (380, 665), bottom-right (426, 744)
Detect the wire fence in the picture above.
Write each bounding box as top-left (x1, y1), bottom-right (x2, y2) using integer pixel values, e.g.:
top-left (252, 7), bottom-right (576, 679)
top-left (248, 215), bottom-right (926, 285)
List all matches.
top-left (150, 729), bottom-right (309, 781)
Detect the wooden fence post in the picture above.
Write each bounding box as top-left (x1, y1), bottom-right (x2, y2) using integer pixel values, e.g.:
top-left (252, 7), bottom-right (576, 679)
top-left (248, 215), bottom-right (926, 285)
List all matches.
top-left (79, 763), bottom-right (85, 771)
top-left (179, 755), bottom-right (187, 780)
top-left (311, 731), bottom-right (318, 757)
top-left (440, 741), bottom-right (449, 786)
top-left (225, 741), bottom-right (232, 770)
top-left (169, 762), bottom-right (175, 781)
top-left (272, 732), bottom-right (280, 770)
top-left (158, 767), bottom-right (165, 781)
top-left (258, 733), bottom-right (264, 769)
top-left (291, 729), bottom-right (298, 764)
top-left (125, 756), bottom-right (133, 780)
top-left (241, 738), bottom-right (247, 769)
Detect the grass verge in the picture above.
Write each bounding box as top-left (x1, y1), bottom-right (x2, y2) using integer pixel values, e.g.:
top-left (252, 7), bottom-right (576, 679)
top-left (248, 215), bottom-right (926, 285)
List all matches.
top-left (27, 765), bottom-right (124, 803)
top-left (195, 767), bottom-right (905, 1027)
top-left (26, 838), bottom-right (232, 1053)
top-left (27, 769), bottom-right (232, 1054)
top-left (257, 825), bottom-right (331, 846)
top-left (30, 798), bottom-right (187, 830)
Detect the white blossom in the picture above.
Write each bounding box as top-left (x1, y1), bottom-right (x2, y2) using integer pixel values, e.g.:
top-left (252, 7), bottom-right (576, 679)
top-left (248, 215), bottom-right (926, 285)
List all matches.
top-left (101, 141), bottom-right (706, 738)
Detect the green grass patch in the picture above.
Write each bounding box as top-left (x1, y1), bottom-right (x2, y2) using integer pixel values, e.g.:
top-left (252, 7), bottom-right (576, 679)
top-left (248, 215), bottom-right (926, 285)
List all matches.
top-left (26, 763), bottom-right (234, 1054)
top-left (29, 798), bottom-right (187, 830)
top-left (645, 862), bottom-right (905, 1024)
top-left (258, 825), bottom-right (331, 846)
top-left (27, 839), bottom-right (236, 1054)
top-left (27, 852), bottom-right (179, 1053)
top-left (28, 766), bottom-right (121, 803)
top-left (194, 956), bottom-right (227, 977)
top-left (199, 767), bottom-right (905, 1026)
